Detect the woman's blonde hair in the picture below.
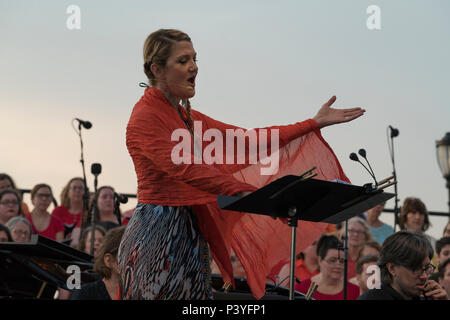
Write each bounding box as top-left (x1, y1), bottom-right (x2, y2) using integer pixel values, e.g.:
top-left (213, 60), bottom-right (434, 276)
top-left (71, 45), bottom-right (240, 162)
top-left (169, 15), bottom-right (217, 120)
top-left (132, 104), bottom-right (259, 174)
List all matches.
top-left (143, 29), bottom-right (194, 128)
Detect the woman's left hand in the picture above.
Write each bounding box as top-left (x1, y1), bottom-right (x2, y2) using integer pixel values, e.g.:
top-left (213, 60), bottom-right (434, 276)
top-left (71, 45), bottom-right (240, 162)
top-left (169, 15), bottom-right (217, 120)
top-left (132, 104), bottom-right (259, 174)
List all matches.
top-left (313, 96), bottom-right (365, 129)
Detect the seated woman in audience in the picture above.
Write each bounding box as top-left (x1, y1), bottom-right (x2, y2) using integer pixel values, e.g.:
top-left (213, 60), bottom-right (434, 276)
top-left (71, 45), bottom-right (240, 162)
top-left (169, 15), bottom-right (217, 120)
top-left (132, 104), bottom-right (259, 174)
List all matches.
top-left (0, 188), bottom-right (24, 225)
top-left (339, 217), bottom-right (373, 279)
top-left (6, 216), bottom-right (33, 242)
top-left (26, 184), bottom-right (64, 242)
top-left (0, 173), bottom-right (30, 214)
top-left (0, 224), bottom-right (12, 242)
top-left (77, 225), bottom-right (106, 257)
top-left (399, 197), bottom-right (437, 249)
top-left (52, 177), bottom-right (87, 247)
top-left (87, 186), bottom-right (121, 232)
top-left (295, 235), bottom-right (360, 300)
top-left (70, 226), bottom-right (126, 300)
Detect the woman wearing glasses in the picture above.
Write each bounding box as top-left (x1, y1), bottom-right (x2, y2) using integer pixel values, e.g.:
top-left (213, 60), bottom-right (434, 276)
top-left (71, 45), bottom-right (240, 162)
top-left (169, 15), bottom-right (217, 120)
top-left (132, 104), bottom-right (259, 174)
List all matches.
top-left (6, 216), bottom-right (32, 243)
top-left (295, 235), bottom-right (360, 300)
top-left (339, 217), bottom-right (373, 279)
top-left (26, 184), bottom-right (64, 242)
top-left (0, 188), bottom-right (24, 225)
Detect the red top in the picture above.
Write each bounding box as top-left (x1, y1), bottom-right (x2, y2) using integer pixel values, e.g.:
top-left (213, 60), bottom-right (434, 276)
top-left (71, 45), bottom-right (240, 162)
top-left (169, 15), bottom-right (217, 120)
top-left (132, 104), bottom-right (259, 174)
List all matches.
top-left (295, 259), bottom-right (320, 281)
top-left (295, 278), bottom-right (360, 300)
top-left (51, 206), bottom-right (82, 228)
top-left (26, 212), bottom-right (65, 241)
top-left (126, 87), bottom-right (350, 299)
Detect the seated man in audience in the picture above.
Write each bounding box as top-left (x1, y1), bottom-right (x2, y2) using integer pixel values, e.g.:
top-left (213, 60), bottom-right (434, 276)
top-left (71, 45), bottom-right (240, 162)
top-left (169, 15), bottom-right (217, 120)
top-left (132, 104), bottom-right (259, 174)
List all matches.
top-left (436, 237), bottom-right (450, 266)
top-left (358, 231), bottom-right (447, 300)
top-left (355, 254), bottom-right (379, 296)
top-left (436, 258), bottom-right (450, 298)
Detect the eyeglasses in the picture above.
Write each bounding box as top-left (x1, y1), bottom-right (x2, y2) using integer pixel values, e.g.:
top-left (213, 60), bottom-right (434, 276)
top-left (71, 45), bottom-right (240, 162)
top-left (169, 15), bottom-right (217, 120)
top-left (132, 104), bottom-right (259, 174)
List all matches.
top-left (348, 229), bottom-right (365, 236)
top-left (324, 258), bottom-right (345, 266)
top-left (0, 200), bottom-right (19, 206)
top-left (36, 193), bottom-right (52, 200)
top-left (411, 264), bottom-right (435, 277)
top-left (13, 229), bottom-right (30, 237)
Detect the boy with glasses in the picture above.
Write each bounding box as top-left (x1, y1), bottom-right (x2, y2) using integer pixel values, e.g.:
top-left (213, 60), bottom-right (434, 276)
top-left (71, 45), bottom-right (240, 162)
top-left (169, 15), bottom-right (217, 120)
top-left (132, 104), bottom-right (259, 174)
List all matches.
top-left (359, 231), bottom-right (447, 300)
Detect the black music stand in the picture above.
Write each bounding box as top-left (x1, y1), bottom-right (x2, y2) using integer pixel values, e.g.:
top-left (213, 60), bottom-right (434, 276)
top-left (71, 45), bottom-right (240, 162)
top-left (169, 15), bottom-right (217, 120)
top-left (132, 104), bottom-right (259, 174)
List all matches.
top-left (218, 175), bottom-right (394, 300)
top-left (0, 235), bottom-right (96, 299)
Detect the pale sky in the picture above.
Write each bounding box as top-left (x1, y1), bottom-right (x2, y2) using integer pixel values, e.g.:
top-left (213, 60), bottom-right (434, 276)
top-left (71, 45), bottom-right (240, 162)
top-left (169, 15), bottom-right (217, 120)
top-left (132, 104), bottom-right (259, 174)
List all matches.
top-left (1, 0), bottom-right (449, 240)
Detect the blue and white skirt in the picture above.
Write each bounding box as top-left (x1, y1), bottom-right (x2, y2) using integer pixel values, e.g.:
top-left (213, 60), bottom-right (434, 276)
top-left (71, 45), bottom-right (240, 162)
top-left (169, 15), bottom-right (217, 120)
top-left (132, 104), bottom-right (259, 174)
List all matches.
top-left (118, 204), bottom-right (212, 300)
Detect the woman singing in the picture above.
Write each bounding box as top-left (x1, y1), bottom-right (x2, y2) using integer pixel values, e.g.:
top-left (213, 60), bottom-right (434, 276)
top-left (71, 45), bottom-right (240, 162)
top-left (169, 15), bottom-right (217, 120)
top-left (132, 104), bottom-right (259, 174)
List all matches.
top-left (118, 29), bottom-right (365, 300)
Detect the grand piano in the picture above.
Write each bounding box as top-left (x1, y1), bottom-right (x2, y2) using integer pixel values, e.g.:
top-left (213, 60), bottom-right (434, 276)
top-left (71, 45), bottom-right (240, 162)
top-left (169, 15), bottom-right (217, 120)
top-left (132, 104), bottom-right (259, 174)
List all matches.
top-left (0, 235), bottom-right (97, 299)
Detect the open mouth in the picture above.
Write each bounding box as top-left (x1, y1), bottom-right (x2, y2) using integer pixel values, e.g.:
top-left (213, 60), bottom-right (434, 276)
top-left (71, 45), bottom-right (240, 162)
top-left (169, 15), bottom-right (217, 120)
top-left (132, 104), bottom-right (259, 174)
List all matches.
top-left (187, 76), bottom-right (196, 86)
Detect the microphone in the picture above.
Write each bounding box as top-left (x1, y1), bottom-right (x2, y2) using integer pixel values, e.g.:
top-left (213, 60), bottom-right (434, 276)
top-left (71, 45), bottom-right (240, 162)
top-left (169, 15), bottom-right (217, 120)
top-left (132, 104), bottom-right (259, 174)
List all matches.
top-left (349, 152), bottom-right (377, 187)
top-left (91, 163), bottom-right (102, 175)
top-left (75, 118), bottom-right (92, 129)
top-left (358, 149), bottom-right (377, 186)
top-left (389, 125), bottom-right (399, 138)
top-left (115, 192), bottom-right (128, 204)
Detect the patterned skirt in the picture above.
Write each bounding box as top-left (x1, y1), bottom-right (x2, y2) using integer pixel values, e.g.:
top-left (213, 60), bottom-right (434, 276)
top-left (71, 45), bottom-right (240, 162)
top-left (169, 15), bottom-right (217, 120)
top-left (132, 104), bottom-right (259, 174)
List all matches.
top-left (117, 204), bottom-right (212, 300)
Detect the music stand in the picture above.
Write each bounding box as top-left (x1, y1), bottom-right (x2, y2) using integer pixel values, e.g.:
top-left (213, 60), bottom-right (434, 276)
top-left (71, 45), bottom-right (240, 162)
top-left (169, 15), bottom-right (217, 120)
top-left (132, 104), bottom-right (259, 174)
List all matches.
top-left (218, 175), bottom-right (394, 300)
top-left (0, 235), bottom-right (96, 299)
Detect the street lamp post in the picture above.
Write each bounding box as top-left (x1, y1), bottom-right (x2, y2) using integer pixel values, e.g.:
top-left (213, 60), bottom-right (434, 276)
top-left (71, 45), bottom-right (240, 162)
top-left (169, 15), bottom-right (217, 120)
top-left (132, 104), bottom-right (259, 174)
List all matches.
top-left (436, 132), bottom-right (450, 215)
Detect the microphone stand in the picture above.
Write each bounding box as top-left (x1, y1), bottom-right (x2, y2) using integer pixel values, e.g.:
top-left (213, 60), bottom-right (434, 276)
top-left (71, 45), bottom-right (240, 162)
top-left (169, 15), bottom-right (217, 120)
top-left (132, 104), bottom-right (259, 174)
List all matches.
top-left (388, 128), bottom-right (400, 232)
top-left (114, 196), bottom-right (122, 226)
top-left (90, 172), bottom-right (99, 256)
top-left (76, 122), bottom-right (90, 245)
top-left (342, 219), bottom-right (349, 300)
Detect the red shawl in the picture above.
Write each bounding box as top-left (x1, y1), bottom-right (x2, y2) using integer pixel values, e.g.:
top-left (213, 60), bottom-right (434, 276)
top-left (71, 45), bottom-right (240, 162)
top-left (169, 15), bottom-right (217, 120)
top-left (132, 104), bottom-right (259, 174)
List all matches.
top-left (126, 87), bottom-right (349, 299)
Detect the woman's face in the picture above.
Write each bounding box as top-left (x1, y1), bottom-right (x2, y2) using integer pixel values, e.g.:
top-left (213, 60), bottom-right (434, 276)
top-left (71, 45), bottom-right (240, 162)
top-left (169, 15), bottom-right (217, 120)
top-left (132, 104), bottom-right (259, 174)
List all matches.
top-left (11, 221), bottom-right (31, 242)
top-left (406, 211), bottom-right (425, 231)
top-left (0, 193), bottom-right (20, 224)
top-left (68, 180), bottom-right (85, 204)
top-left (32, 187), bottom-right (53, 211)
top-left (97, 188), bottom-right (114, 214)
top-left (85, 230), bottom-right (104, 256)
top-left (348, 221), bottom-right (367, 247)
top-left (319, 248), bottom-right (344, 280)
top-left (155, 40), bottom-right (198, 101)
top-left (0, 178), bottom-right (13, 190)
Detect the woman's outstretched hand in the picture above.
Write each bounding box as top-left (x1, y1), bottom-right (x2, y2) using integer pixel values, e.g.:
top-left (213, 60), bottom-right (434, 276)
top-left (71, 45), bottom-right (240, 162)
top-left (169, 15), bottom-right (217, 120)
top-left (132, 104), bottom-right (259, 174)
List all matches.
top-left (313, 96), bottom-right (365, 129)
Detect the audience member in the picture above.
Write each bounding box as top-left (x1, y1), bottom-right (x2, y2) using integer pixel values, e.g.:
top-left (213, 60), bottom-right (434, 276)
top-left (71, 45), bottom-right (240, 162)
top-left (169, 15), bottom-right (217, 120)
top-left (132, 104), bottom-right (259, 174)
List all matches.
top-left (277, 239), bottom-right (319, 287)
top-left (70, 226), bottom-right (126, 300)
top-left (437, 258), bottom-right (450, 298)
top-left (52, 177), bottom-right (87, 247)
top-left (0, 173), bottom-right (30, 214)
top-left (339, 217), bottom-right (373, 279)
top-left (0, 189), bottom-right (24, 225)
top-left (0, 224), bottom-right (12, 242)
top-left (78, 225), bottom-right (106, 257)
top-left (443, 221), bottom-right (450, 238)
top-left (399, 197), bottom-right (437, 249)
top-left (6, 216), bottom-right (32, 243)
top-left (87, 186), bottom-right (121, 231)
top-left (210, 250), bottom-right (247, 279)
top-left (355, 254), bottom-right (379, 296)
top-left (436, 237), bottom-right (450, 266)
top-left (365, 202), bottom-right (394, 244)
top-left (26, 184), bottom-right (64, 242)
top-left (357, 240), bottom-right (381, 262)
top-left (295, 235), bottom-right (360, 300)
top-left (358, 231), bottom-right (447, 300)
